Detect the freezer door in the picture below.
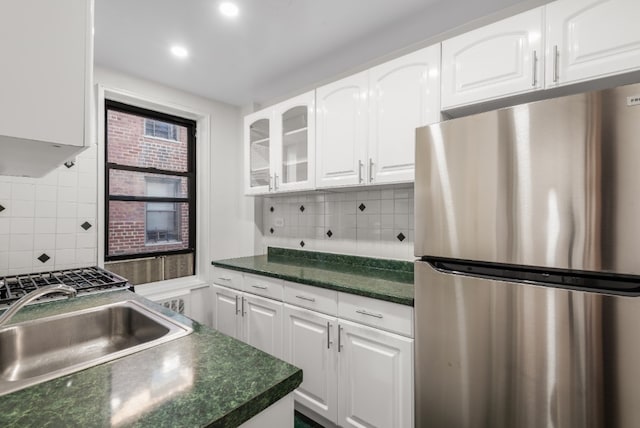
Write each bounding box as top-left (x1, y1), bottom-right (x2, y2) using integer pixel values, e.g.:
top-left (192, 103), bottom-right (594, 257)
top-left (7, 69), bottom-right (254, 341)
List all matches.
top-left (415, 82), bottom-right (640, 276)
top-left (415, 261), bottom-right (640, 428)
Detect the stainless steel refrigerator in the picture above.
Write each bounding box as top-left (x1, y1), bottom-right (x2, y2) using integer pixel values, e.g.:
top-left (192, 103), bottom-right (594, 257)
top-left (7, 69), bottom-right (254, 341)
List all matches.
top-left (414, 82), bottom-right (640, 428)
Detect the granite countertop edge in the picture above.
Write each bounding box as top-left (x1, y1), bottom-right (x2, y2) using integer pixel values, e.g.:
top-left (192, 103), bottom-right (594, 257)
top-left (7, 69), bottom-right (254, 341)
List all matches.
top-left (208, 372), bottom-right (303, 428)
top-left (0, 290), bottom-right (302, 428)
top-left (211, 257), bottom-right (414, 307)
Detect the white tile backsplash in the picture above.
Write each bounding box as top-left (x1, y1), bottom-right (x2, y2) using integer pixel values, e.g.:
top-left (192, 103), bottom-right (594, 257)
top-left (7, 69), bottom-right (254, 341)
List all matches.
top-left (0, 149), bottom-right (97, 275)
top-left (262, 185), bottom-right (414, 260)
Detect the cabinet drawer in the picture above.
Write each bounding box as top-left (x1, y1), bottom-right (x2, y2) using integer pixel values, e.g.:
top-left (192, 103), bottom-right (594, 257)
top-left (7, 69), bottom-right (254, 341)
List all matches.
top-left (244, 273), bottom-right (284, 300)
top-left (212, 267), bottom-right (243, 290)
top-left (283, 281), bottom-right (338, 316)
top-left (338, 292), bottom-right (414, 337)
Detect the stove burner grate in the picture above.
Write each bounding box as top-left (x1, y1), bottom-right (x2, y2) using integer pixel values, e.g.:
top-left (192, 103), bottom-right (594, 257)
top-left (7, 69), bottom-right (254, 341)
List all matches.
top-left (0, 266), bottom-right (130, 305)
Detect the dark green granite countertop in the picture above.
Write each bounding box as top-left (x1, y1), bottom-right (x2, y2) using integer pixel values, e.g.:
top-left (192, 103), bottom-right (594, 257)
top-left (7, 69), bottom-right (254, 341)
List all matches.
top-left (0, 290), bottom-right (302, 428)
top-left (211, 248), bottom-right (414, 306)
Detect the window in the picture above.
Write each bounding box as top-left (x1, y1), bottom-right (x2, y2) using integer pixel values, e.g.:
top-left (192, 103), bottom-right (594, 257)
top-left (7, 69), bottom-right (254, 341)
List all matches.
top-left (144, 118), bottom-right (179, 141)
top-left (105, 101), bottom-right (196, 283)
top-left (145, 178), bottom-right (180, 244)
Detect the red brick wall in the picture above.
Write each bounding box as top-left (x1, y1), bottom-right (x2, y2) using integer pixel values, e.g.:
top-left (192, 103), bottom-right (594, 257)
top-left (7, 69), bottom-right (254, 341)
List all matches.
top-left (107, 111), bottom-right (191, 256)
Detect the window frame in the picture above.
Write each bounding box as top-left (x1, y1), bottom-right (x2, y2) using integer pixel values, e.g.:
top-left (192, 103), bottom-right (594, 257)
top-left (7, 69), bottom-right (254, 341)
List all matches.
top-left (104, 100), bottom-right (197, 265)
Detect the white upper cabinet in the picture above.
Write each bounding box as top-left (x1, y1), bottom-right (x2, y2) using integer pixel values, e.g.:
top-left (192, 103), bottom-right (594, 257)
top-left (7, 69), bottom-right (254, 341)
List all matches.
top-left (0, 0), bottom-right (93, 177)
top-left (272, 92), bottom-right (316, 192)
top-left (317, 45), bottom-right (440, 189)
top-left (244, 91), bottom-right (315, 195)
top-left (369, 46), bottom-right (441, 184)
top-left (244, 111), bottom-right (273, 195)
top-left (546, 0), bottom-right (640, 87)
top-left (441, 7), bottom-right (544, 109)
top-left (316, 72), bottom-right (369, 189)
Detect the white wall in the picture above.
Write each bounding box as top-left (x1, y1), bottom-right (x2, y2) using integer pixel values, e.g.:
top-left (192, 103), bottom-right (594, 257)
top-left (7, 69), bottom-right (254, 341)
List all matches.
top-left (0, 67), bottom-right (258, 278)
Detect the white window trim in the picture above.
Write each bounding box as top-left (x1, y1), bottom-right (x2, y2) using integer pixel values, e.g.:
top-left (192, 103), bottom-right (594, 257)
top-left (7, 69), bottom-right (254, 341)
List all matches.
top-left (96, 84), bottom-right (211, 288)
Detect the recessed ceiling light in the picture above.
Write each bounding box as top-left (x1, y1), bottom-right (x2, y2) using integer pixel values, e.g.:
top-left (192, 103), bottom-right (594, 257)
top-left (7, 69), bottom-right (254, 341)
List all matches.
top-left (170, 45), bottom-right (189, 58)
top-left (219, 2), bottom-right (239, 18)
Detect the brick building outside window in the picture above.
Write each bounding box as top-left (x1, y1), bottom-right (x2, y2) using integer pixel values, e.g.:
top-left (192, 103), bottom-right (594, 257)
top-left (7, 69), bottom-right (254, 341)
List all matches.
top-left (105, 101), bottom-right (196, 284)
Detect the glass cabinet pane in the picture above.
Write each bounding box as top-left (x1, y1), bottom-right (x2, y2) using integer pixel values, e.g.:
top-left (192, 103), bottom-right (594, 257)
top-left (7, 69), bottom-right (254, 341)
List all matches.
top-left (281, 106), bottom-right (308, 184)
top-left (249, 118), bottom-right (270, 188)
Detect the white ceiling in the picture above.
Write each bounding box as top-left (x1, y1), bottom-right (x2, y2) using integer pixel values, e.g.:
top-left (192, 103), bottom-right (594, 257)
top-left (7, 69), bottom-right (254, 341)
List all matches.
top-left (94, 0), bottom-right (547, 107)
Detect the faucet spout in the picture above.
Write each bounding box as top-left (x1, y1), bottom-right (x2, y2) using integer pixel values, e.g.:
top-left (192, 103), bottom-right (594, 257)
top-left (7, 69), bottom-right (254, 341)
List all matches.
top-left (0, 284), bottom-right (77, 328)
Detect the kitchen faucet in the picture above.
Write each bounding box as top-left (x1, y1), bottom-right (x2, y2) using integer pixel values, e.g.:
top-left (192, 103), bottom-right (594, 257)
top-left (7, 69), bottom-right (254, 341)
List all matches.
top-left (0, 284), bottom-right (77, 328)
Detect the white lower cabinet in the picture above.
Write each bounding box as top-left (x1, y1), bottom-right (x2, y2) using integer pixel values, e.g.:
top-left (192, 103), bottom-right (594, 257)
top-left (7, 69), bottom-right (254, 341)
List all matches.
top-left (212, 271), bottom-right (415, 428)
top-left (212, 284), bottom-right (284, 359)
top-left (283, 288), bottom-right (414, 428)
top-left (337, 319), bottom-right (414, 428)
top-left (243, 293), bottom-right (283, 359)
top-left (212, 284), bottom-right (243, 339)
top-left (284, 304), bottom-right (338, 422)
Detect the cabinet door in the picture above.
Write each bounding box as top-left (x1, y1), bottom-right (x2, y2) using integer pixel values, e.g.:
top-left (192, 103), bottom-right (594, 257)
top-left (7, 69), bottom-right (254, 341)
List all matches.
top-left (441, 7), bottom-right (544, 109)
top-left (316, 72), bottom-right (368, 189)
top-left (211, 285), bottom-right (242, 340)
top-left (243, 294), bottom-right (283, 358)
top-left (244, 111), bottom-right (273, 195)
top-left (0, 0), bottom-right (89, 148)
top-left (338, 320), bottom-right (414, 428)
top-left (283, 305), bottom-right (338, 423)
top-left (546, 0), bottom-right (640, 87)
top-left (369, 46), bottom-right (441, 185)
top-left (272, 91), bottom-right (316, 192)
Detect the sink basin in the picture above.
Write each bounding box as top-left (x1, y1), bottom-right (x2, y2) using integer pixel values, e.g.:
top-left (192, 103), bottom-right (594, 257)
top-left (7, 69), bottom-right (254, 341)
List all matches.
top-left (0, 300), bottom-right (192, 396)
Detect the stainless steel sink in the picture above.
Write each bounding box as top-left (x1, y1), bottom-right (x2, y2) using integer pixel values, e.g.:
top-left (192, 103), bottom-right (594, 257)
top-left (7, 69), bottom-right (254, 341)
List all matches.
top-left (0, 300), bottom-right (192, 396)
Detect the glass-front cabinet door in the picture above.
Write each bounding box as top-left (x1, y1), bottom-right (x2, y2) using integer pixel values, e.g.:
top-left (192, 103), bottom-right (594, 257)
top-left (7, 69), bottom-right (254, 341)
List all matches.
top-left (272, 90), bottom-right (315, 192)
top-left (244, 91), bottom-right (315, 195)
top-left (244, 112), bottom-right (272, 195)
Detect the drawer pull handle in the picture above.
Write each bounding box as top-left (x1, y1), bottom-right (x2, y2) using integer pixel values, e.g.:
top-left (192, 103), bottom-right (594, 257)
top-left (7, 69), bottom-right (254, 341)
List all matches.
top-left (251, 285), bottom-right (268, 290)
top-left (235, 295), bottom-right (240, 315)
top-left (295, 295), bottom-right (316, 302)
top-left (218, 277), bottom-right (231, 281)
top-left (356, 309), bottom-right (383, 319)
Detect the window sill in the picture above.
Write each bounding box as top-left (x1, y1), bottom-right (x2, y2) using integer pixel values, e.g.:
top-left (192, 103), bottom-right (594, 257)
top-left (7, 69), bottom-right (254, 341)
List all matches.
top-left (134, 275), bottom-right (208, 300)
top-left (144, 240), bottom-right (183, 247)
top-left (143, 135), bottom-right (181, 144)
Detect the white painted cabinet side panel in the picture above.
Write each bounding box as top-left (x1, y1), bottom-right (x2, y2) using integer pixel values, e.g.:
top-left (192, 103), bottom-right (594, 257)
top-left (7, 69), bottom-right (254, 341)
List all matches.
top-left (546, 0), bottom-right (640, 87)
top-left (441, 7), bottom-right (544, 109)
top-left (369, 45), bottom-right (441, 185)
top-left (189, 286), bottom-right (213, 327)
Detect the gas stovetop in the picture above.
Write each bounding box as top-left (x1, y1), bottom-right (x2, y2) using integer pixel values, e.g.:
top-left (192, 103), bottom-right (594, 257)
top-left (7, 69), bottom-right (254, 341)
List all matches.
top-left (0, 266), bottom-right (130, 306)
